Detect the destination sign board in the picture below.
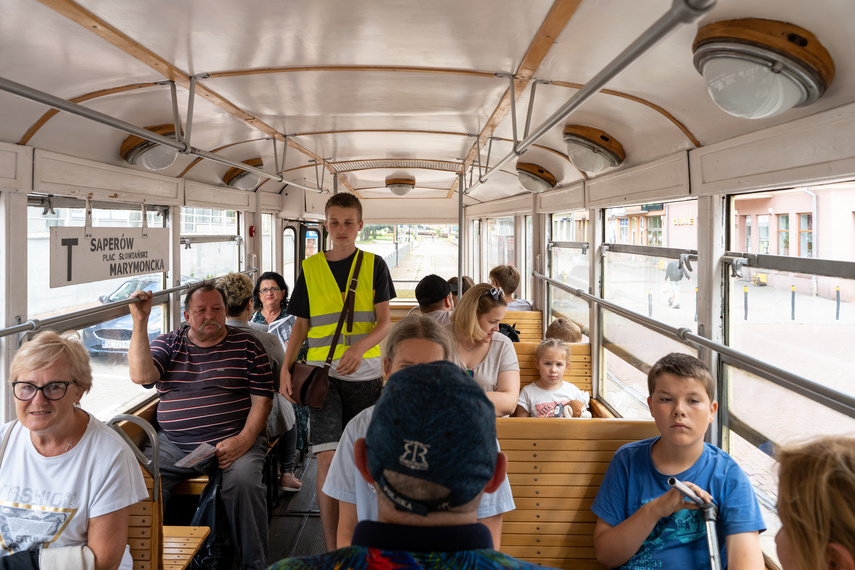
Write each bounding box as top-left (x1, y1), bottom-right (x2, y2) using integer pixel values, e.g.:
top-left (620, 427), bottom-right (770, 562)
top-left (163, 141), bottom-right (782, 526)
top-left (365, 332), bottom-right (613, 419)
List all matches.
top-left (49, 227), bottom-right (169, 288)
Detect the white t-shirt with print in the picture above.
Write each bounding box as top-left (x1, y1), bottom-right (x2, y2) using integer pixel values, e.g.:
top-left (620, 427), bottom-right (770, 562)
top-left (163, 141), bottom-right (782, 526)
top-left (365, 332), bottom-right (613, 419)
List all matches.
top-left (0, 414), bottom-right (148, 569)
top-left (518, 381), bottom-right (591, 418)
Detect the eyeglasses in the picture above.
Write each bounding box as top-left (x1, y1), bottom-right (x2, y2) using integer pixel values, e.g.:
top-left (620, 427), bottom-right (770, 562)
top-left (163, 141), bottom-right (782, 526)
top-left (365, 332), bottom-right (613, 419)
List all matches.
top-left (12, 381), bottom-right (72, 401)
top-left (480, 287), bottom-right (503, 302)
top-left (260, 287), bottom-right (281, 294)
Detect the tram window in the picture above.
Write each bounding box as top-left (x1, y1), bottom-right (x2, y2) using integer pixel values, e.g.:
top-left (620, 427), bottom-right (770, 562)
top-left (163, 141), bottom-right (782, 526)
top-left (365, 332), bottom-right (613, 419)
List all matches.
top-left (179, 207), bottom-right (239, 280)
top-left (486, 216), bottom-right (514, 269)
top-left (523, 215), bottom-right (533, 301)
top-left (283, 226), bottom-right (296, 293)
top-left (27, 204), bottom-right (165, 319)
top-left (261, 213), bottom-right (274, 273)
top-left (358, 224), bottom-right (458, 299)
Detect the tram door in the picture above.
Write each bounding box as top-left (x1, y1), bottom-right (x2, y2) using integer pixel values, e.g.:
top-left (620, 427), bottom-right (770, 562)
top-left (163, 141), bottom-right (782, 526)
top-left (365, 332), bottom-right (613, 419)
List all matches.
top-left (298, 222), bottom-right (326, 269)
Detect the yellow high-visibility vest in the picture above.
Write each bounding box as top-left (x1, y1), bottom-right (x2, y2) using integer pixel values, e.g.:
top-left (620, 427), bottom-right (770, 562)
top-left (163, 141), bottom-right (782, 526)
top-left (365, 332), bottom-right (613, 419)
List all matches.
top-left (304, 250), bottom-right (380, 364)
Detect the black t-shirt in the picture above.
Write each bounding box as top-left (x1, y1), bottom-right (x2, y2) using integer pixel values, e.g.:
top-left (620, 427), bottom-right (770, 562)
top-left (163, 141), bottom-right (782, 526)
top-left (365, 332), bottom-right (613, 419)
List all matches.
top-left (287, 250), bottom-right (396, 319)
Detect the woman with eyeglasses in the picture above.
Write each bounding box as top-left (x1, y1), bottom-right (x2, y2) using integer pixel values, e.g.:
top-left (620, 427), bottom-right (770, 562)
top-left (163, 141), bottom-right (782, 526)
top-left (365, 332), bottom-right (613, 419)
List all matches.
top-left (448, 283), bottom-right (521, 416)
top-left (251, 271), bottom-right (291, 326)
top-left (0, 330), bottom-right (147, 570)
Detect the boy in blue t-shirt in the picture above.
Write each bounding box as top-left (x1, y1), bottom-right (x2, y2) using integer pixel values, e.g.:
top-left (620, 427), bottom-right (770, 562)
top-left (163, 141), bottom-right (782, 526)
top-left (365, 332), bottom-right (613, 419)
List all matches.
top-left (591, 353), bottom-right (766, 569)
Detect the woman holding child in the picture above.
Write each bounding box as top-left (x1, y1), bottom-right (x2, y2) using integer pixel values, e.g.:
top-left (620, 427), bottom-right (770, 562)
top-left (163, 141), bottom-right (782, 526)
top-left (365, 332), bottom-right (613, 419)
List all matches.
top-left (448, 283), bottom-right (520, 416)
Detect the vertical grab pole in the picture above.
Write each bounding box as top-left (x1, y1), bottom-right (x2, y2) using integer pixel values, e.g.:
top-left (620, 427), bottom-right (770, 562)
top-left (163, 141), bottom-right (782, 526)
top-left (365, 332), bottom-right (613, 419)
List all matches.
top-left (458, 173), bottom-right (464, 287)
top-left (669, 477), bottom-right (722, 570)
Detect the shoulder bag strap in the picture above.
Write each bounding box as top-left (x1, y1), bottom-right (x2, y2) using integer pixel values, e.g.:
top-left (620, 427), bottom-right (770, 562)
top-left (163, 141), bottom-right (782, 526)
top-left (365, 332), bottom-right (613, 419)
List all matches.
top-left (323, 251), bottom-right (365, 367)
top-left (0, 419), bottom-right (18, 468)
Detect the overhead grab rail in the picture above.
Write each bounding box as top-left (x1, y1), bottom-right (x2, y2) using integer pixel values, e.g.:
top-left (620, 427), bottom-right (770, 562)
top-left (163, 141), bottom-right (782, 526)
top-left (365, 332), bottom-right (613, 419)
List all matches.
top-left (0, 77), bottom-right (325, 194)
top-left (722, 251), bottom-right (855, 280)
top-left (0, 268), bottom-right (258, 342)
top-left (535, 271), bottom-right (855, 420)
top-left (464, 0), bottom-right (716, 194)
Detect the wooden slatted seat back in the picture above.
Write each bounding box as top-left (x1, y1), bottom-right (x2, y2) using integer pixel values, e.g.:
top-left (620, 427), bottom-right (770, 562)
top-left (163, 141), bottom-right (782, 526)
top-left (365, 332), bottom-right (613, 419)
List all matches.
top-left (501, 310), bottom-right (542, 343)
top-left (496, 417), bottom-right (659, 569)
top-left (514, 342), bottom-right (592, 393)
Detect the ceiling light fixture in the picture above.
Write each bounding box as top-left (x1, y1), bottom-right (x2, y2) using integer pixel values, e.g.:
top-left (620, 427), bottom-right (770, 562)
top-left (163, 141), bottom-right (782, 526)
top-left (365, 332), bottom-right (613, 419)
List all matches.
top-left (692, 18), bottom-right (835, 119)
top-left (562, 125), bottom-right (625, 174)
top-left (224, 158), bottom-right (264, 190)
top-left (516, 163), bottom-right (556, 194)
top-left (120, 124), bottom-right (181, 171)
top-left (385, 176), bottom-right (415, 196)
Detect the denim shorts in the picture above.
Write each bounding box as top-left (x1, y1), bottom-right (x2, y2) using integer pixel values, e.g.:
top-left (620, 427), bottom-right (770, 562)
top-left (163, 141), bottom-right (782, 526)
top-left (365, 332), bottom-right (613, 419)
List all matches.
top-left (309, 376), bottom-right (382, 454)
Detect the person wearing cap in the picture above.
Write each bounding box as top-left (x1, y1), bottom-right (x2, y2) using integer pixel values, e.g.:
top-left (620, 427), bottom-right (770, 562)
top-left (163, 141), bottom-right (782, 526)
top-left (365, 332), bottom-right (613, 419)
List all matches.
top-left (323, 316), bottom-right (515, 549)
top-left (414, 274), bottom-right (454, 325)
top-left (269, 360), bottom-right (545, 569)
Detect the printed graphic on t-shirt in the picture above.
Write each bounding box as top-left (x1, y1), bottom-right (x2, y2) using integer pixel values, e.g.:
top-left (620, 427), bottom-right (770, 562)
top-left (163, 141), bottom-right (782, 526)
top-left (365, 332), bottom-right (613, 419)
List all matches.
top-left (533, 399), bottom-right (574, 418)
top-left (625, 498), bottom-right (705, 568)
top-left (0, 502), bottom-right (77, 553)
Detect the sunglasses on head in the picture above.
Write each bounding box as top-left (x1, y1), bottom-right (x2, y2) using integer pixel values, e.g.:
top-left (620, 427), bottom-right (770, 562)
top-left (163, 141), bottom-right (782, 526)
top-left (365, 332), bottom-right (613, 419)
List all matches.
top-left (480, 287), bottom-right (503, 302)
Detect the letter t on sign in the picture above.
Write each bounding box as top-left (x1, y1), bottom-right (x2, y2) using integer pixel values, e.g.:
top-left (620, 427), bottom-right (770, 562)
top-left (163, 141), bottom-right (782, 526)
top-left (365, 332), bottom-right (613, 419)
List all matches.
top-left (61, 238), bottom-right (78, 282)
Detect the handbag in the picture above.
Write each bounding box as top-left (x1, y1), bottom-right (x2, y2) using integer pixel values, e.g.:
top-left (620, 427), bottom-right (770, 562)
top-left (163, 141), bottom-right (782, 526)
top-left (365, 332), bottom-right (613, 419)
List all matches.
top-left (190, 470), bottom-right (233, 570)
top-left (290, 251), bottom-right (364, 409)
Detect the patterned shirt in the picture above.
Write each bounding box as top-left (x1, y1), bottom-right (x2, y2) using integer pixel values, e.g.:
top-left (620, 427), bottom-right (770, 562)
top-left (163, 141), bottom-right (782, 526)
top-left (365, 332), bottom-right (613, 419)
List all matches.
top-left (151, 325), bottom-right (274, 453)
top-left (268, 521), bottom-right (551, 569)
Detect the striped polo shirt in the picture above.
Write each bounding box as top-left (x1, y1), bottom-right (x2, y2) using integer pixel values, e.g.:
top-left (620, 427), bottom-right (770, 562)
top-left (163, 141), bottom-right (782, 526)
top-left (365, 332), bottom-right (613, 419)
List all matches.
top-left (151, 325), bottom-right (274, 453)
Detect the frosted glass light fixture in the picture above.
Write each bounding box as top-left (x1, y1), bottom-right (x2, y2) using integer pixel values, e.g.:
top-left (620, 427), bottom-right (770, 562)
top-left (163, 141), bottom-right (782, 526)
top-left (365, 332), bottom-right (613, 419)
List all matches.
top-left (693, 19), bottom-right (834, 119)
top-left (385, 176), bottom-right (415, 196)
top-left (224, 158), bottom-right (264, 190)
top-left (516, 163), bottom-right (556, 193)
top-left (562, 125), bottom-right (625, 174)
top-left (120, 124), bottom-right (180, 171)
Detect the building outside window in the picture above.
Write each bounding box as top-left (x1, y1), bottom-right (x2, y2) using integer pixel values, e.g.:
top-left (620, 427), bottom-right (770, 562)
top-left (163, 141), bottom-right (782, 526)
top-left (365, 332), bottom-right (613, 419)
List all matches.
top-left (619, 218), bottom-right (629, 243)
top-left (647, 216), bottom-right (663, 246)
top-left (744, 216), bottom-right (752, 252)
top-left (777, 214), bottom-right (789, 255)
top-left (799, 213), bottom-right (813, 257)
top-left (758, 215), bottom-right (770, 254)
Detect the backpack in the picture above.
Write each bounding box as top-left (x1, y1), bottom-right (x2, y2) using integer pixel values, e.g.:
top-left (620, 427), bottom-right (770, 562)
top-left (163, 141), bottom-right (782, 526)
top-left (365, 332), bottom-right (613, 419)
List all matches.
top-left (498, 323), bottom-right (520, 342)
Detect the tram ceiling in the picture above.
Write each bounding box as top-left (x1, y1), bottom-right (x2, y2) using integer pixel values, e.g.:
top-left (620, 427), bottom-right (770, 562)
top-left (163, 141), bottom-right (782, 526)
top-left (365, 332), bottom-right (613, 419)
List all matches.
top-left (0, 0), bottom-right (852, 202)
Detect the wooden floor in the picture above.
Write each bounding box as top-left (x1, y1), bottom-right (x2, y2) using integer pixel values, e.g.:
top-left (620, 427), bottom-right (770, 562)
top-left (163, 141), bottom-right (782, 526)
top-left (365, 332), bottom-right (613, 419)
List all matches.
top-left (266, 455), bottom-right (326, 564)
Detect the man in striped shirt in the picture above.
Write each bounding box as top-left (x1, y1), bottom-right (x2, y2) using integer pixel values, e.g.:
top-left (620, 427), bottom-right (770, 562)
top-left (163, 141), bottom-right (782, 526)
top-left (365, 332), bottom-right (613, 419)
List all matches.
top-left (128, 283), bottom-right (274, 570)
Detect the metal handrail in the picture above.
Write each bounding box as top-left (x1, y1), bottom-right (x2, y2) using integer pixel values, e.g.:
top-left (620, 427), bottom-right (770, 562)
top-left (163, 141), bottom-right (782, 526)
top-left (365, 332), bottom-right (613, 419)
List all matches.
top-left (0, 268), bottom-right (257, 340)
top-left (465, 0), bottom-right (716, 194)
top-left (535, 271), bottom-right (855, 419)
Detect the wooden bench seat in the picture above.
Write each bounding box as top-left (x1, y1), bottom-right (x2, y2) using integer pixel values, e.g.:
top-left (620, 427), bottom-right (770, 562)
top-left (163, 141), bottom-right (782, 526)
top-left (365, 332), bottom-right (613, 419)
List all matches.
top-left (111, 414), bottom-right (210, 570)
top-left (497, 417), bottom-right (659, 569)
top-left (502, 310), bottom-right (543, 343)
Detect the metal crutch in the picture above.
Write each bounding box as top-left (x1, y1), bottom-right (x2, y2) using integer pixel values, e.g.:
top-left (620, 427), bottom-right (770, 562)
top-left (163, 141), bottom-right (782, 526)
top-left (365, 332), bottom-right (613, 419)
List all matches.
top-left (668, 477), bottom-right (722, 570)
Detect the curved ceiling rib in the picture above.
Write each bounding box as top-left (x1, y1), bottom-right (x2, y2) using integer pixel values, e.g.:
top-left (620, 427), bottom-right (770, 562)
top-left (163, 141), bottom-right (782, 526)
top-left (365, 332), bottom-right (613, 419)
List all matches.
top-left (448, 0), bottom-right (584, 197)
top-left (35, 0), bottom-right (355, 193)
top-left (18, 82), bottom-right (160, 145)
top-left (207, 66), bottom-right (498, 80)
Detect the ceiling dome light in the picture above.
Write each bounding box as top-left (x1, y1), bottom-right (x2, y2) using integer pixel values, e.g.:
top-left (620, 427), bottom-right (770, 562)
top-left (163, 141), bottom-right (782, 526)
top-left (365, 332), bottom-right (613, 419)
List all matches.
top-left (692, 18), bottom-right (834, 119)
top-left (562, 125), bottom-right (625, 174)
top-left (516, 163), bottom-right (556, 193)
top-left (120, 124), bottom-right (181, 171)
top-left (224, 158), bottom-right (264, 190)
top-left (386, 176), bottom-right (415, 196)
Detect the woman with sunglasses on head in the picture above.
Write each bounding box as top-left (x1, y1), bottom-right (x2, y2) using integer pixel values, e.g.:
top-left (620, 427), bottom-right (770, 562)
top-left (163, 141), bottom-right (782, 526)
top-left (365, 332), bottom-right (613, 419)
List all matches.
top-left (448, 283), bottom-right (520, 416)
top-left (0, 330), bottom-right (147, 570)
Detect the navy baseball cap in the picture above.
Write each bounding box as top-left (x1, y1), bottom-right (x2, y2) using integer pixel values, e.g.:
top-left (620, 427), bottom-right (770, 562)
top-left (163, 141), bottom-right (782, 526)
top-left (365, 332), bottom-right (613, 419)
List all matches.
top-left (365, 360), bottom-right (497, 516)
top-left (415, 274), bottom-right (451, 307)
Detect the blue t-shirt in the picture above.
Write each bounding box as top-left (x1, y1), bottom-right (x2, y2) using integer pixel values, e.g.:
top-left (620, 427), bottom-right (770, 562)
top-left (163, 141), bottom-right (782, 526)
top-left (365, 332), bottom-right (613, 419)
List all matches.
top-left (591, 437), bottom-right (765, 569)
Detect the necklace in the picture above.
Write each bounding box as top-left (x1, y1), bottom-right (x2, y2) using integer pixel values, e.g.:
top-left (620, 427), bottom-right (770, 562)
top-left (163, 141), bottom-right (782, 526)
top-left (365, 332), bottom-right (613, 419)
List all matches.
top-left (31, 410), bottom-right (84, 455)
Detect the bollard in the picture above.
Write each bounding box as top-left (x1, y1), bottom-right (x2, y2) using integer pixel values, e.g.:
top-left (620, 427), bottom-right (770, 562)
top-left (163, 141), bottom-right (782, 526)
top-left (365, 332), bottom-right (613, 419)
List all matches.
top-left (791, 285), bottom-right (795, 320)
top-left (744, 286), bottom-right (748, 321)
top-left (837, 286), bottom-right (841, 320)
top-left (648, 288), bottom-right (652, 317)
top-left (695, 287), bottom-right (698, 323)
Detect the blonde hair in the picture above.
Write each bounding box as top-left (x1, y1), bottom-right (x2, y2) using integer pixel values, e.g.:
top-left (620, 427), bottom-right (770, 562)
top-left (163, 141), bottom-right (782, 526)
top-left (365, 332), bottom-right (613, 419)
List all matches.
top-left (384, 316), bottom-right (453, 365)
top-left (489, 265), bottom-right (521, 295)
top-left (450, 283), bottom-right (507, 343)
top-left (536, 338), bottom-right (571, 363)
top-left (216, 272), bottom-right (254, 316)
top-left (777, 436), bottom-right (855, 570)
top-left (10, 330), bottom-right (92, 394)
top-left (545, 317), bottom-right (582, 343)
